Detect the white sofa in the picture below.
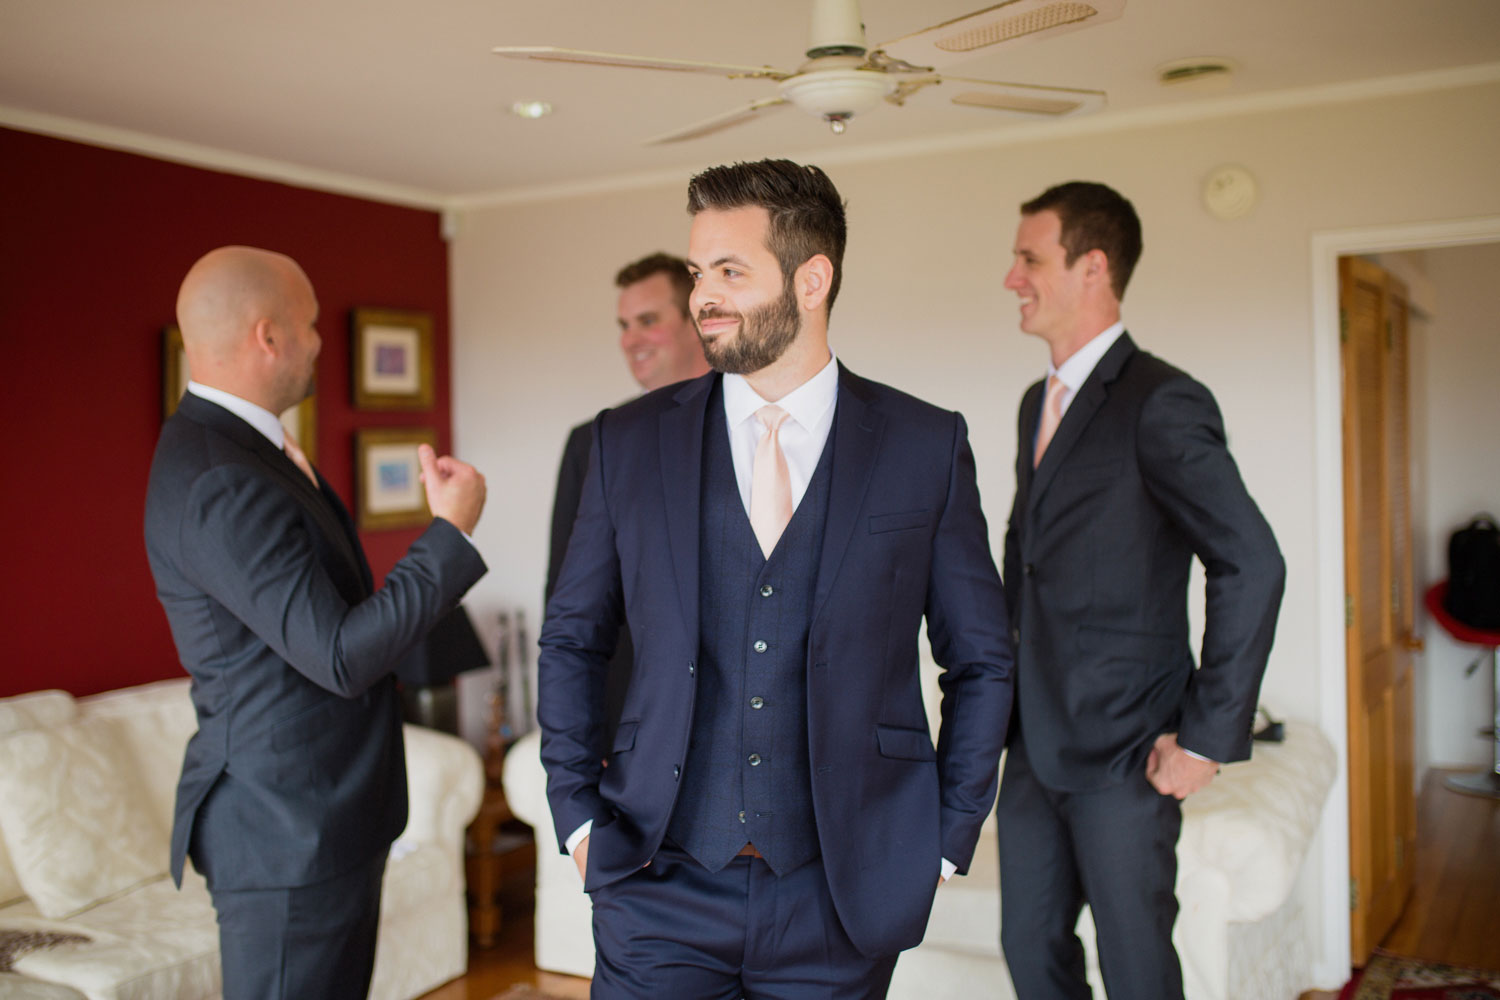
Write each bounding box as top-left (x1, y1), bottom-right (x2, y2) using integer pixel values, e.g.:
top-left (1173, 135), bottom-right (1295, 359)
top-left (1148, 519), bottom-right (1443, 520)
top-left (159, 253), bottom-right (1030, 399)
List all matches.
top-left (0, 677), bottom-right (485, 1000)
top-left (503, 718), bottom-right (1335, 1000)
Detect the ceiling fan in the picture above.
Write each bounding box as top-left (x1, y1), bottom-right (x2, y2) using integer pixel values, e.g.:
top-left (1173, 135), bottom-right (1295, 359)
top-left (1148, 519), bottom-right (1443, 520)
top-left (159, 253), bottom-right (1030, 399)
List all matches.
top-left (494, 0), bottom-right (1124, 144)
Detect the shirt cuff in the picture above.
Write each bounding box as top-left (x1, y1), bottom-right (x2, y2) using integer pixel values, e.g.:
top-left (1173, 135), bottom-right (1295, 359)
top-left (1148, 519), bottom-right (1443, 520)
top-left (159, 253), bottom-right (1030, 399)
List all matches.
top-left (565, 820), bottom-right (592, 855)
top-left (1181, 746), bottom-right (1218, 764)
top-left (941, 857), bottom-right (957, 882)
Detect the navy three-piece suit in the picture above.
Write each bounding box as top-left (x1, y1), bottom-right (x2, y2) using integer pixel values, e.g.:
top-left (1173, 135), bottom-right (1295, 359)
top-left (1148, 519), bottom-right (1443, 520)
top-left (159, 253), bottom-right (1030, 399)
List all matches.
top-left (538, 363), bottom-right (1014, 992)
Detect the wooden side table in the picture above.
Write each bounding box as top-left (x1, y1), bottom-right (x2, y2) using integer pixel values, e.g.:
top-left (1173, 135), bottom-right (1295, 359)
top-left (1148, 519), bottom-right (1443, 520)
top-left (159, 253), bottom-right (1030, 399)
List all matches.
top-left (465, 777), bottom-right (537, 948)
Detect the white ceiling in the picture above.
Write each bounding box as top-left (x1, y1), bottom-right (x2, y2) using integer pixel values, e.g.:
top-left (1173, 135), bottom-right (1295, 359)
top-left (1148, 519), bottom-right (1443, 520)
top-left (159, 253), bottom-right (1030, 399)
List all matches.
top-left (2, 0), bottom-right (1498, 207)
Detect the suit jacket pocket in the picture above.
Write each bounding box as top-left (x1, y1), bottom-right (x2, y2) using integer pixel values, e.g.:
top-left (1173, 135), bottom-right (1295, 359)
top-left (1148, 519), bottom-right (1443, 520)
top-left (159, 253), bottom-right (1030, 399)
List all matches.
top-left (869, 510), bottom-right (931, 534)
top-left (875, 724), bottom-right (937, 761)
top-left (611, 719), bottom-right (639, 753)
top-left (1056, 459), bottom-right (1122, 485)
top-left (1074, 624), bottom-right (1182, 662)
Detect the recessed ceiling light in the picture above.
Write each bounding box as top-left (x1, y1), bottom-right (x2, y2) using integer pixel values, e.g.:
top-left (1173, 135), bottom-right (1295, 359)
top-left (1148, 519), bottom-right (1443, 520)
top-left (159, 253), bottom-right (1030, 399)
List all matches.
top-left (1156, 57), bottom-right (1236, 91)
top-left (511, 100), bottom-right (553, 119)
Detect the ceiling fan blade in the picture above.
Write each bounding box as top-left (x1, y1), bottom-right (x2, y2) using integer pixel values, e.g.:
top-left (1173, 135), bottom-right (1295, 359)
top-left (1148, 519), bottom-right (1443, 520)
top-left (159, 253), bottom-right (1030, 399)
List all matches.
top-left (873, 0), bottom-right (1125, 71)
top-left (644, 98), bottom-right (792, 144)
top-left (940, 75), bottom-right (1106, 115)
top-left (493, 46), bottom-right (792, 81)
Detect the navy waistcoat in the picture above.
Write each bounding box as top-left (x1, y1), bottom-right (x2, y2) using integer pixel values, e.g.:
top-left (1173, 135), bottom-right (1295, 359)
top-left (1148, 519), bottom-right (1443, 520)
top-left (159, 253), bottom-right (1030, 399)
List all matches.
top-left (667, 386), bottom-right (834, 875)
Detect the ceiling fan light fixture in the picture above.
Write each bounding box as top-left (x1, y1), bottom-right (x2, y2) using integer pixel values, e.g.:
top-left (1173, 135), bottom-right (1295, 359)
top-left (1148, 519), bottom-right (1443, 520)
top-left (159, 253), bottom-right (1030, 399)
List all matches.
top-left (778, 69), bottom-right (896, 128)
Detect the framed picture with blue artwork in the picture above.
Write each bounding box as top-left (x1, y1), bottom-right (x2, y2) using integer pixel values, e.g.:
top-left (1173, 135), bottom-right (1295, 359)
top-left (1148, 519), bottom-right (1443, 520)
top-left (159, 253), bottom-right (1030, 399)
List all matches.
top-left (351, 308), bottom-right (434, 410)
top-left (354, 427), bottom-right (437, 530)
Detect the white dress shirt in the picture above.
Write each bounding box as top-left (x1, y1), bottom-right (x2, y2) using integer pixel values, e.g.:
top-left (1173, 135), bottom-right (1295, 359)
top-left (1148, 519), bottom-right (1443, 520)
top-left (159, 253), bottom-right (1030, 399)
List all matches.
top-left (186, 381), bottom-right (287, 449)
top-left (1043, 321), bottom-right (1126, 419)
top-left (722, 351), bottom-right (839, 516)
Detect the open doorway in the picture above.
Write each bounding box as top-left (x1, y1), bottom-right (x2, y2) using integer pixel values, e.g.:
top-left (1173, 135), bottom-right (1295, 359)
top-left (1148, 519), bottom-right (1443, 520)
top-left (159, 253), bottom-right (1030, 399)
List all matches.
top-left (1311, 219), bottom-right (1500, 977)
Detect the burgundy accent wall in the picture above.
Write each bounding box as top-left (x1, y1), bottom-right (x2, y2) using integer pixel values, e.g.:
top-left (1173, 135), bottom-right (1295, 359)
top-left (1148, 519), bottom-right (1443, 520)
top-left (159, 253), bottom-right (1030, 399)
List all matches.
top-left (0, 127), bottom-right (452, 697)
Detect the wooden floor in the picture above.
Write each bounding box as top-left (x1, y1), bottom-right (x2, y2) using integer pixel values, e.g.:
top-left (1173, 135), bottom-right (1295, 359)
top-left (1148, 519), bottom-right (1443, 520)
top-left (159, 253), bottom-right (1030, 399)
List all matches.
top-left (1298, 766), bottom-right (1500, 1000)
top-left (430, 767), bottom-right (1500, 1000)
top-left (1377, 767), bottom-right (1500, 969)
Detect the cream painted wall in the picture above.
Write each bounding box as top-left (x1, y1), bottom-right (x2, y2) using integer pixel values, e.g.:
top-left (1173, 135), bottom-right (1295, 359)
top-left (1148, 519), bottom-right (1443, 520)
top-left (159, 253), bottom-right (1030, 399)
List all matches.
top-left (1413, 242), bottom-right (1500, 770)
top-left (450, 80), bottom-right (1500, 988)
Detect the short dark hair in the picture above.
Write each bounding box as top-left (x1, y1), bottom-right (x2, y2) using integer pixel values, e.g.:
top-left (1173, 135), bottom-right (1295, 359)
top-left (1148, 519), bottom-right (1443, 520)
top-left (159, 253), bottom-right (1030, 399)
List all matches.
top-left (1021, 181), bottom-right (1142, 300)
top-left (615, 252), bottom-right (692, 317)
top-left (686, 159), bottom-right (847, 315)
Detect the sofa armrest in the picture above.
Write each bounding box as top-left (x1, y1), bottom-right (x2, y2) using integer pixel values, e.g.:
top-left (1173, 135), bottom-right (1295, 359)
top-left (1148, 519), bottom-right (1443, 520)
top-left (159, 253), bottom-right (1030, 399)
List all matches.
top-left (501, 730), bottom-right (551, 837)
top-left (399, 724), bottom-right (485, 850)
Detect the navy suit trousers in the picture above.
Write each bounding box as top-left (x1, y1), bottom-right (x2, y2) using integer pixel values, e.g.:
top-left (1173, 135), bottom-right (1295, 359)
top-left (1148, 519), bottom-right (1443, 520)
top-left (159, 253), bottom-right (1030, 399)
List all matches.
top-left (588, 843), bottom-right (897, 1000)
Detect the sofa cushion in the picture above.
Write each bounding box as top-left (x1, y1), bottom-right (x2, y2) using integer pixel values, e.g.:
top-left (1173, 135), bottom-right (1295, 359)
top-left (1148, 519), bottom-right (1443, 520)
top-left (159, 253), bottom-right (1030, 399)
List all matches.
top-left (0, 872), bottom-right (219, 1000)
top-left (0, 691), bottom-right (78, 908)
top-left (0, 720), bottom-right (167, 919)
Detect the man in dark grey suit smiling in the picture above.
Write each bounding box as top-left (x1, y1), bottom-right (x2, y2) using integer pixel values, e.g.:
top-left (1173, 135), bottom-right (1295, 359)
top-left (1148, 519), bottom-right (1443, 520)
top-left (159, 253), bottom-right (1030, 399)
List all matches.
top-left (144, 246), bottom-right (487, 1000)
top-left (998, 183), bottom-right (1285, 1000)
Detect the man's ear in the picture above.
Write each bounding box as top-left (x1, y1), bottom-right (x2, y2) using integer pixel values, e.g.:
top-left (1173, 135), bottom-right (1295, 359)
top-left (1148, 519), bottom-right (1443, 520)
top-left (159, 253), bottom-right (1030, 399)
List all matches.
top-left (796, 254), bottom-right (834, 313)
top-left (1082, 248), bottom-right (1111, 287)
top-left (250, 318), bottom-right (279, 361)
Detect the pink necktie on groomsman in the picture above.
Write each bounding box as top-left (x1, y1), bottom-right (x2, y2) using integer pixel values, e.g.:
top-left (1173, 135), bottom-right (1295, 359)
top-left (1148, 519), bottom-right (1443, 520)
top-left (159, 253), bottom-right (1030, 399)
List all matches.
top-left (1033, 375), bottom-right (1066, 468)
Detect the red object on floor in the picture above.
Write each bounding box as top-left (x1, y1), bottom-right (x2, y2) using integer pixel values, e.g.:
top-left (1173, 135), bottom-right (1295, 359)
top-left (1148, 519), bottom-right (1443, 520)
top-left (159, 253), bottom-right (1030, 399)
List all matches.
top-left (1425, 581), bottom-right (1500, 647)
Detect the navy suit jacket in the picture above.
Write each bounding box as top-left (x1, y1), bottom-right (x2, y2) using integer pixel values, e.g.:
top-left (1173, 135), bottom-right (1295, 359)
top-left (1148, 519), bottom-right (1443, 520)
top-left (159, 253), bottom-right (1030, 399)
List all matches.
top-left (1003, 334), bottom-right (1285, 793)
top-left (144, 393), bottom-right (486, 891)
top-left (538, 364), bottom-right (1014, 958)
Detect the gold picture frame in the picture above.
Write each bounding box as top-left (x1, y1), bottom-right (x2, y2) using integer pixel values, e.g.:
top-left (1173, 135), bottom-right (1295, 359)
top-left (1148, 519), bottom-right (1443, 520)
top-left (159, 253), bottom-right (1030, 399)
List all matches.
top-left (351, 308), bottom-right (434, 410)
top-left (163, 325), bottom-right (318, 462)
top-left (354, 427), bottom-right (437, 530)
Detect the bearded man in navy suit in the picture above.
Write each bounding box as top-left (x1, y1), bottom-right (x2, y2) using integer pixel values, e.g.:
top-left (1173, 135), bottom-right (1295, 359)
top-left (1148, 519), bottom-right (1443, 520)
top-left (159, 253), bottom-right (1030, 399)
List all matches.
top-left (539, 159), bottom-right (1014, 999)
top-left (997, 182), bottom-right (1285, 1000)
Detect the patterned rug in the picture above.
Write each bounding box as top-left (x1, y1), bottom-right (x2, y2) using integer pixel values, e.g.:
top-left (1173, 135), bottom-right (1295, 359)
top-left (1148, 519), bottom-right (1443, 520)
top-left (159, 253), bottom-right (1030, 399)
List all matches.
top-left (490, 985), bottom-right (580, 1000)
top-left (1341, 950), bottom-right (1500, 999)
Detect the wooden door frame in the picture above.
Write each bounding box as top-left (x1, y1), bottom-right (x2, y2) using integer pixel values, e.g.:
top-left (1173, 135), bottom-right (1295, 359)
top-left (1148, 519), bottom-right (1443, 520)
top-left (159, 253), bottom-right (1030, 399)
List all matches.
top-left (1309, 215), bottom-right (1500, 985)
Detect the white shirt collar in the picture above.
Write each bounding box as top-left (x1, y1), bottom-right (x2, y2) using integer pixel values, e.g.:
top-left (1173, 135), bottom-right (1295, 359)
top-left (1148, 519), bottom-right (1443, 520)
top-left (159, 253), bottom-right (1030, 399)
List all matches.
top-left (722, 350), bottom-right (839, 431)
top-left (1048, 320), bottom-right (1127, 393)
top-left (185, 381), bottom-right (285, 449)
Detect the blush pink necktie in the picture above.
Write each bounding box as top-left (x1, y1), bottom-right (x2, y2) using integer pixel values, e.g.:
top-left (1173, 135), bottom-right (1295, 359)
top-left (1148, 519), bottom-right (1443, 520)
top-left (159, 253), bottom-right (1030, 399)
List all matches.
top-left (283, 433), bottom-right (319, 488)
top-left (749, 405), bottom-right (793, 558)
top-left (1033, 375), bottom-right (1066, 468)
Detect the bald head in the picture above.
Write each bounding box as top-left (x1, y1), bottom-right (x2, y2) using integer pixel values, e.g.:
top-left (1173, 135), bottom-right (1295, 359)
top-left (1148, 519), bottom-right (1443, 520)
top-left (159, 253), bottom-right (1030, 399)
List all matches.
top-left (176, 246), bottom-right (321, 413)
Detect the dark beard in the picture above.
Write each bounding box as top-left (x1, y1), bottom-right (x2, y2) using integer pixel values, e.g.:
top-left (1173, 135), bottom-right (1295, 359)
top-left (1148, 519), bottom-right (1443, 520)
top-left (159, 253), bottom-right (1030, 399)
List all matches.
top-left (697, 277), bottom-right (801, 376)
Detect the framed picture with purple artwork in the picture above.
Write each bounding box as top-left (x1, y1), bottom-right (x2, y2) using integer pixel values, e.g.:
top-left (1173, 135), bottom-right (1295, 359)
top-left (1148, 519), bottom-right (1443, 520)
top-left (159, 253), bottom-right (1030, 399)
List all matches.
top-left (354, 427), bottom-right (437, 530)
top-left (351, 308), bottom-right (434, 410)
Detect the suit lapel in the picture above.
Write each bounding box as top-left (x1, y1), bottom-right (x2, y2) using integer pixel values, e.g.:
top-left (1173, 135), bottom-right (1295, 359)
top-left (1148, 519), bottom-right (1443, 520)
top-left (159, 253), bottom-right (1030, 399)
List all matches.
top-left (660, 373), bottom-right (715, 646)
top-left (812, 365), bottom-right (883, 621)
top-left (177, 394), bottom-right (368, 589)
top-left (1026, 332), bottom-right (1137, 513)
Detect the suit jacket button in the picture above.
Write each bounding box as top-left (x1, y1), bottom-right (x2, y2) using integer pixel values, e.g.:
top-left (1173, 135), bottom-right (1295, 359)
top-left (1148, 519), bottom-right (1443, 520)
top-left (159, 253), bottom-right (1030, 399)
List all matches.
top-left (749, 696), bottom-right (764, 709)
top-left (760, 585), bottom-right (774, 597)
top-left (688, 661), bottom-right (695, 676)
top-left (753, 640), bottom-right (768, 653)
top-left (1024, 563), bottom-right (1035, 576)
top-left (747, 753), bottom-right (762, 766)
top-left (673, 765), bottom-right (681, 779)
